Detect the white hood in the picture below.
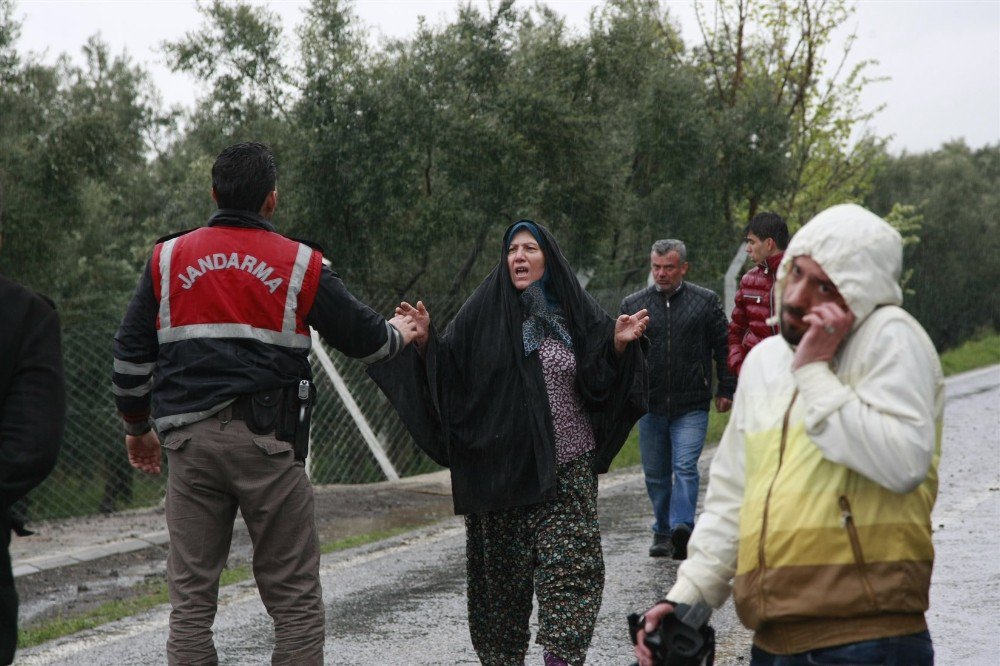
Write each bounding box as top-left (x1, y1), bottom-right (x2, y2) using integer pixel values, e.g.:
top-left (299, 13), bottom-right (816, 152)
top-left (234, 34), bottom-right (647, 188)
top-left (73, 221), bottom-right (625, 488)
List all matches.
top-left (775, 203), bottom-right (904, 326)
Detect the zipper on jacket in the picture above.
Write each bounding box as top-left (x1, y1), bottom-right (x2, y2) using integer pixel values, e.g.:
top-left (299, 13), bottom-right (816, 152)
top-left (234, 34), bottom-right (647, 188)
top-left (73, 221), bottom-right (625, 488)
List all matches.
top-left (839, 495), bottom-right (880, 610)
top-left (665, 296), bottom-right (671, 414)
top-left (757, 389), bottom-right (798, 615)
top-left (768, 281), bottom-right (778, 335)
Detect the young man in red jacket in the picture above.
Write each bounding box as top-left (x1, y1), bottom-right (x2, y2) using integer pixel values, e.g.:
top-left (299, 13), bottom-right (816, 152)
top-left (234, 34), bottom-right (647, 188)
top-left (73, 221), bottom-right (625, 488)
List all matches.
top-left (727, 212), bottom-right (788, 376)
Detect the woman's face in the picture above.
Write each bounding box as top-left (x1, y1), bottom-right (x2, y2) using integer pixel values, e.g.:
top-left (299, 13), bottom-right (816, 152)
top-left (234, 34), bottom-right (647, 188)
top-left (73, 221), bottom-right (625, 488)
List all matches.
top-left (507, 229), bottom-right (546, 291)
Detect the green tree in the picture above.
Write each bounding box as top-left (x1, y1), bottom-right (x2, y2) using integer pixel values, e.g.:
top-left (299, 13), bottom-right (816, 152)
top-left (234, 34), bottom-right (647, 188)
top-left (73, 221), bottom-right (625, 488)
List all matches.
top-left (154, 0), bottom-right (892, 302)
top-left (0, 1), bottom-right (170, 316)
top-left (163, 0), bottom-right (293, 125)
top-left (689, 0), bottom-right (884, 233)
top-left (866, 141), bottom-right (1000, 349)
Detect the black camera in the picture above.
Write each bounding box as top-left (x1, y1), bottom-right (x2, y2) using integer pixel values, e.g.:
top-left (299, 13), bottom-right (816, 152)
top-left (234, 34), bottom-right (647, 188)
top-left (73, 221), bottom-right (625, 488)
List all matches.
top-left (627, 602), bottom-right (715, 666)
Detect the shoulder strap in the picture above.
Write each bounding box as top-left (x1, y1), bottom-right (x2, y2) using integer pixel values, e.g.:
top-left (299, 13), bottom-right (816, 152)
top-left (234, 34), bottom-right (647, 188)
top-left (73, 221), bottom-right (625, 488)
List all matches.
top-left (155, 228), bottom-right (198, 244)
top-left (285, 235), bottom-right (325, 254)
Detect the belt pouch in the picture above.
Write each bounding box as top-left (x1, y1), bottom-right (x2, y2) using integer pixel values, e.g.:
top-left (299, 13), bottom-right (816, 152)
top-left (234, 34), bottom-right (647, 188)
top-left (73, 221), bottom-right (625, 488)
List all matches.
top-left (246, 388), bottom-right (281, 435)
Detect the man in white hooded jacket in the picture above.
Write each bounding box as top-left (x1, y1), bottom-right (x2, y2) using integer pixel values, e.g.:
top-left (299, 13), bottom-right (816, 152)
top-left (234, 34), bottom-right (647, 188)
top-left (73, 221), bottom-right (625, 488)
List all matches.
top-left (635, 204), bottom-right (944, 666)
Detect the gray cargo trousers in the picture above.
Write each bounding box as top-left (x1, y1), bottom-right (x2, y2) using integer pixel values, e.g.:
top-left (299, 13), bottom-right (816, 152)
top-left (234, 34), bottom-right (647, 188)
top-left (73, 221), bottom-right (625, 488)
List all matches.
top-left (162, 409), bottom-right (324, 665)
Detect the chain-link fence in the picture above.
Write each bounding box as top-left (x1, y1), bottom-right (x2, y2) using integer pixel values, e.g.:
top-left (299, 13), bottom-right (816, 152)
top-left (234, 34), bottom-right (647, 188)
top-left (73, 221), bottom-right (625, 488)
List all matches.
top-left (18, 274), bottom-right (738, 524)
top-left (14, 236), bottom-right (977, 526)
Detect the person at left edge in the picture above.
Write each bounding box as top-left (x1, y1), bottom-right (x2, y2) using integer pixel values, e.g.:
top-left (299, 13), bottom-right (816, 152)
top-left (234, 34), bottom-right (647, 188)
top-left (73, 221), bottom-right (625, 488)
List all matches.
top-left (1, 182), bottom-right (65, 666)
top-left (111, 142), bottom-right (419, 666)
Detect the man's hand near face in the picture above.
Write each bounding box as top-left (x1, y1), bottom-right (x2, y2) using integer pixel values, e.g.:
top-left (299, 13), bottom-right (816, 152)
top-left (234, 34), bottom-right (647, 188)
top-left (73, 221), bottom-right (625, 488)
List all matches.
top-left (792, 301), bottom-right (855, 370)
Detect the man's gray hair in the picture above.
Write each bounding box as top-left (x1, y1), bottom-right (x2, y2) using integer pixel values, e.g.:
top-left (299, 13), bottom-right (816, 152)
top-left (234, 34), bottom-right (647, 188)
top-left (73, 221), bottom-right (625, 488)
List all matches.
top-left (651, 239), bottom-right (686, 262)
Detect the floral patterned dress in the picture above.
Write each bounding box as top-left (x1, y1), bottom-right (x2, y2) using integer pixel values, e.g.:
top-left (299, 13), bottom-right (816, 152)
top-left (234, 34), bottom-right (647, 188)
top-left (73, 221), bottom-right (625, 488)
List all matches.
top-left (465, 335), bottom-right (604, 666)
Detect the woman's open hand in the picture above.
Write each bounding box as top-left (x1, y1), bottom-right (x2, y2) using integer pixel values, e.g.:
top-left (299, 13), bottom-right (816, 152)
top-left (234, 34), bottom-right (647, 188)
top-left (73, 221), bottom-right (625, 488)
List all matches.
top-left (396, 300), bottom-right (430, 349)
top-left (614, 308), bottom-right (649, 355)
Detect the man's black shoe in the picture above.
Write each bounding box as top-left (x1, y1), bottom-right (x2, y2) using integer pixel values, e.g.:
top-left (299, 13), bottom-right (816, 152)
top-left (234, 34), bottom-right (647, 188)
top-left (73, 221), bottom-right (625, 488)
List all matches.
top-left (649, 533), bottom-right (671, 557)
top-left (671, 524), bottom-right (692, 560)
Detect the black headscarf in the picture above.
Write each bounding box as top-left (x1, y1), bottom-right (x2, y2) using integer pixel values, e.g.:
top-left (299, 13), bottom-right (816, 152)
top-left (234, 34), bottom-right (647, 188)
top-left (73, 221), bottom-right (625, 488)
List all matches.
top-left (507, 220), bottom-right (574, 354)
top-left (369, 221), bottom-right (647, 514)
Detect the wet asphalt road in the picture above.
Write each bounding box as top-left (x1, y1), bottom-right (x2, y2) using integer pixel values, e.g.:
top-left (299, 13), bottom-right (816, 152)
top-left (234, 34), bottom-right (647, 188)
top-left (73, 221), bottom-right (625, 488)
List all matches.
top-left (16, 367), bottom-right (999, 665)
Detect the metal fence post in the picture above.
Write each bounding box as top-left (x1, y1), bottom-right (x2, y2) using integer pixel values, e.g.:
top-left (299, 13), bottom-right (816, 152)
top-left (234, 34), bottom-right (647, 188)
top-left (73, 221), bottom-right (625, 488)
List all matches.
top-left (724, 242), bottom-right (746, 319)
top-left (309, 328), bottom-right (400, 481)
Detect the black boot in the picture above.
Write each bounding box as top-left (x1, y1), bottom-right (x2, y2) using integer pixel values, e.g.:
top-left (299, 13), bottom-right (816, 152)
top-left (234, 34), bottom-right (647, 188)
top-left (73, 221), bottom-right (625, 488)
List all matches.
top-left (670, 525), bottom-right (692, 560)
top-left (649, 533), bottom-right (671, 557)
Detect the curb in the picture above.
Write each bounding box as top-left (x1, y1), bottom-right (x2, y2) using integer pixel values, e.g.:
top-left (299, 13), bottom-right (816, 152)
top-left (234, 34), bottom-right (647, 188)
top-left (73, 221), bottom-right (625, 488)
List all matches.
top-left (11, 469), bottom-right (455, 580)
top-left (13, 531), bottom-right (170, 578)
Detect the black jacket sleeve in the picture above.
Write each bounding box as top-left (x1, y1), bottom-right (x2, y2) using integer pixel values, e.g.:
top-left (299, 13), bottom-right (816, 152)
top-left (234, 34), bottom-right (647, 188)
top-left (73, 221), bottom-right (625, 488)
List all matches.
top-left (1, 280), bottom-right (65, 513)
top-left (366, 327), bottom-right (449, 467)
top-left (112, 259), bottom-right (159, 422)
top-left (306, 266), bottom-right (404, 364)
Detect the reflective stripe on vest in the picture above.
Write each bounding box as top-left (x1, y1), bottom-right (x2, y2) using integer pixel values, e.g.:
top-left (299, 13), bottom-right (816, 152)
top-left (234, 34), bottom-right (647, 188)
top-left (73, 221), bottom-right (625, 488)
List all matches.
top-left (157, 323), bottom-right (312, 349)
top-left (282, 242), bottom-right (314, 336)
top-left (158, 236), bottom-right (177, 329)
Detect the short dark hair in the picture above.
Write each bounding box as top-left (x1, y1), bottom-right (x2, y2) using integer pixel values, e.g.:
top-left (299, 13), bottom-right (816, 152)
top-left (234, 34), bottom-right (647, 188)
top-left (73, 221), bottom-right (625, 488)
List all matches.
top-left (211, 142), bottom-right (277, 212)
top-left (746, 211), bottom-right (789, 250)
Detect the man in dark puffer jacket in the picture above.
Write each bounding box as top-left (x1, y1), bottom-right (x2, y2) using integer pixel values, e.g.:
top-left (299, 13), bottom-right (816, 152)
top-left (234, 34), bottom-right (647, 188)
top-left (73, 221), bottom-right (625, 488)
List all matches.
top-left (620, 239), bottom-right (734, 560)
top-left (727, 211), bottom-right (788, 377)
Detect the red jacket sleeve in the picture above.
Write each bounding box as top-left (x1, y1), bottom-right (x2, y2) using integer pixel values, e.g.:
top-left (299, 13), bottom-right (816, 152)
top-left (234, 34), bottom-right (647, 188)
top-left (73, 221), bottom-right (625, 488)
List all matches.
top-left (727, 282), bottom-right (749, 376)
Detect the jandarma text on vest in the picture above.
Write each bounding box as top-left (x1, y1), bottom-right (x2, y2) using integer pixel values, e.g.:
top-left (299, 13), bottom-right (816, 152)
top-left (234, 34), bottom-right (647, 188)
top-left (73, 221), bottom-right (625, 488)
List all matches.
top-left (176, 252), bottom-right (284, 293)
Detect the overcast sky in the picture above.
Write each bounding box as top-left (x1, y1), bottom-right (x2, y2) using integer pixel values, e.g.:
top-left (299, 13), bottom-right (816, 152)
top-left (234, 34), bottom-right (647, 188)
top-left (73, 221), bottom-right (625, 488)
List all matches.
top-left (12, 0), bottom-right (1000, 154)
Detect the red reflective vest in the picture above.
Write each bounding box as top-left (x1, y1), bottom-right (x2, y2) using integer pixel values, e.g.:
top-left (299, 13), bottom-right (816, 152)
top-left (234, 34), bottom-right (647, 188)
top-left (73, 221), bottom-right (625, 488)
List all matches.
top-left (114, 212), bottom-right (400, 433)
top-left (151, 225), bottom-right (323, 349)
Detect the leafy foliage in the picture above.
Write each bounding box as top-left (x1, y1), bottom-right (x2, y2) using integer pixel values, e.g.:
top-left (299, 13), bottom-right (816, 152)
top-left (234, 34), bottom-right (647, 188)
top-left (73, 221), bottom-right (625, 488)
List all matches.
top-left (0, 3), bottom-right (173, 318)
top-left (1, 0), bottom-right (990, 351)
top-left (865, 141), bottom-right (1000, 349)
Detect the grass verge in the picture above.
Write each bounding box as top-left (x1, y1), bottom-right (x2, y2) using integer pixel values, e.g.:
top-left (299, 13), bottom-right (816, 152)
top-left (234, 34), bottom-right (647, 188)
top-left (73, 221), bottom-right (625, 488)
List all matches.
top-left (18, 581), bottom-right (170, 648)
top-left (940, 331), bottom-right (999, 376)
top-left (18, 523), bottom-right (437, 649)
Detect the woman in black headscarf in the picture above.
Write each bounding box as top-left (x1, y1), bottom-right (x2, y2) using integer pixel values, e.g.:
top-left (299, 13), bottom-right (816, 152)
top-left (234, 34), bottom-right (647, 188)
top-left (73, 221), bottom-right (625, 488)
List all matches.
top-left (369, 220), bottom-right (648, 665)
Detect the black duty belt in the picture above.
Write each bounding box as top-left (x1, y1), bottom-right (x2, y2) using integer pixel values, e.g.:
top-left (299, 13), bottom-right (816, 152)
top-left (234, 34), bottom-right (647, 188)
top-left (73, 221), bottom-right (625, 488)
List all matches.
top-left (221, 395), bottom-right (254, 421)
top-left (216, 386), bottom-right (308, 457)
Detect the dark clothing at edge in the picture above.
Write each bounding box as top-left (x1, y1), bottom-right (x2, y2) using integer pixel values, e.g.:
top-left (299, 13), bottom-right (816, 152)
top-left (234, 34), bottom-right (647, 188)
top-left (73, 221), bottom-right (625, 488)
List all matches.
top-left (1, 277), bottom-right (65, 665)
